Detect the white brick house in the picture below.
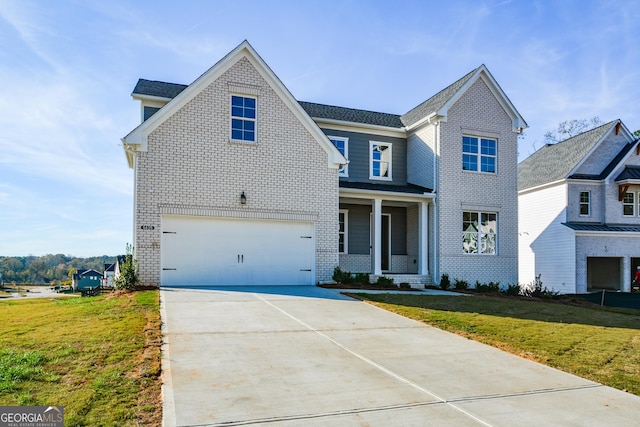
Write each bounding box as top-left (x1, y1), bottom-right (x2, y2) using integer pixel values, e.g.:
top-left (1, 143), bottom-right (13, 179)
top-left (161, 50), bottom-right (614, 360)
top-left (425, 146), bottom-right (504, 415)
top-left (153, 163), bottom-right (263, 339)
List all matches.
top-left (123, 41), bottom-right (526, 287)
top-left (519, 120), bottom-right (640, 293)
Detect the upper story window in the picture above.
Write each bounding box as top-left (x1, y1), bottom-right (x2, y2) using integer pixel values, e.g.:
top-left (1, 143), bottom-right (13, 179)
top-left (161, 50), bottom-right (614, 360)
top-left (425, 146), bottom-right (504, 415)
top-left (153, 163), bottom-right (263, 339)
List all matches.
top-left (330, 136), bottom-right (349, 177)
top-left (463, 211), bottom-right (497, 255)
top-left (143, 106), bottom-right (160, 121)
top-left (231, 95), bottom-right (256, 142)
top-left (579, 191), bottom-right (590, 216)
top-left (623, 192), bottom-right (636, 216)
top-left (339, 210), bottom-right (348, 254)
top-left (463, 136), bottom-right (496, 173)
top-left (623, 192), bottom-right (635, 216)
top-left (370, 141), bottom-right (392, 181)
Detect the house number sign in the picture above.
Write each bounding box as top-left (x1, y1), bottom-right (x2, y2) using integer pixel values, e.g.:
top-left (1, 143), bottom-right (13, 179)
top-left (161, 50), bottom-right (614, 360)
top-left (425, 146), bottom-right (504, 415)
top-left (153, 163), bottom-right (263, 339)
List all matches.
top-left (140, 225), bottom-right (155, 230)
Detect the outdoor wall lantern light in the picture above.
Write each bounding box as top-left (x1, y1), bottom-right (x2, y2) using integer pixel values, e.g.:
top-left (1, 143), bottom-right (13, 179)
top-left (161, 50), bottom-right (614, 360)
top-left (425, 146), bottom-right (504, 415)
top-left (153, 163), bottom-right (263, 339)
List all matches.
top-left (240, 191), bottom-right (247, 205)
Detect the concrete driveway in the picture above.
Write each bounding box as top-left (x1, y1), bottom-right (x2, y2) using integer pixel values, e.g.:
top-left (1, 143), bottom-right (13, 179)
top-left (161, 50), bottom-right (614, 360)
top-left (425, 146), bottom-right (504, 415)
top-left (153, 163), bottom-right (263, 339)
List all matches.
top-left (161, 286), bottom-right (640, 426)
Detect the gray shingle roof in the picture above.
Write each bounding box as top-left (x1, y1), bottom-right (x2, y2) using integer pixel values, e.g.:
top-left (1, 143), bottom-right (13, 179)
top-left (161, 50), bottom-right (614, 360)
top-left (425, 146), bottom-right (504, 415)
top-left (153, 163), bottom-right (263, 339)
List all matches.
top-left (518, 121), bottom-right (618, 191)
top-left (131, 66), bottom-right (482, 130)
top-left (400, 67), bottom-right (477, 127)
top-left (563, 222), bottom-right (640, 233)
top-left (299, 101), bottom-right (403, 128)
top-left (133, 79), bottom-right (187, 99)
top-left (339, 180), bottom-right (433, 194)
top-left (615, 165), bottom-right (640, 181)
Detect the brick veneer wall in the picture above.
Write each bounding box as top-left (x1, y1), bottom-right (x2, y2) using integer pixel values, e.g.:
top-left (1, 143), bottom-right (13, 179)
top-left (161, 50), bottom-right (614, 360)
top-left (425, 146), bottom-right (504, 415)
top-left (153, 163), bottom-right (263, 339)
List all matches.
top-left (133, 57), bottom-right (339, 285)
top-left (436, 77), bottom-right (519, 285)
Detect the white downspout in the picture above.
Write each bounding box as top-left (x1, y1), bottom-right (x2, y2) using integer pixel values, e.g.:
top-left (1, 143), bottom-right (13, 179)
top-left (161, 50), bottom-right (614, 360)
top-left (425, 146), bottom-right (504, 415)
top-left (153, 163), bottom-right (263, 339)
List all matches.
top-left (432, 122), bottom-right (440, 283)
top-left (132, 154), bottom-right (138, 258)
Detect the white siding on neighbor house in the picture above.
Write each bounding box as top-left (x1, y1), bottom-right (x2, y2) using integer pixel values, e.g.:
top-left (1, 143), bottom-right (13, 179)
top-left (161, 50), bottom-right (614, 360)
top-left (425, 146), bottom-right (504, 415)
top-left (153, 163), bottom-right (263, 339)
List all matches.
top-left (437, 77), bottom-right (519, 285)
top-left (518, 183), bottom-right (576, 293)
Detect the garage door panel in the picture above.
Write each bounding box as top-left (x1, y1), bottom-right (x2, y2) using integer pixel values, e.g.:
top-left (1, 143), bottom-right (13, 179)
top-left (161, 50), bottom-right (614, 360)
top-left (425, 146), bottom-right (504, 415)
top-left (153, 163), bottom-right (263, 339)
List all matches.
top-left (161, 216), bottom-right (314, 287)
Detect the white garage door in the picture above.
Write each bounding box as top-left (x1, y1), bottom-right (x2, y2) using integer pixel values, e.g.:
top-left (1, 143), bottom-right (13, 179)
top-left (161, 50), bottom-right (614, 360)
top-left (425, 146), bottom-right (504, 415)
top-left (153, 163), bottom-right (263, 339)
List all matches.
top-left (161, 216), bottom-right (314, 287)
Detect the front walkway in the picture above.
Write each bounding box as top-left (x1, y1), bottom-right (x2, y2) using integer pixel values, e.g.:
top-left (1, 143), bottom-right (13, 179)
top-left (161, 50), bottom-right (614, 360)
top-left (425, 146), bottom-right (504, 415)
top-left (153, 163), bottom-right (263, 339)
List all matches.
top-left (161, 286), bottom-right (640, 426)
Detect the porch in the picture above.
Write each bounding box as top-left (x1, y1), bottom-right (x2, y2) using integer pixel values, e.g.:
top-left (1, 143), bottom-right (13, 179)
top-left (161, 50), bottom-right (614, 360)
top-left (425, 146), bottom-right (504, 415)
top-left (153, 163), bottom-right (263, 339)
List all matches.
top-left (338, 182), bottom-right (434, 288)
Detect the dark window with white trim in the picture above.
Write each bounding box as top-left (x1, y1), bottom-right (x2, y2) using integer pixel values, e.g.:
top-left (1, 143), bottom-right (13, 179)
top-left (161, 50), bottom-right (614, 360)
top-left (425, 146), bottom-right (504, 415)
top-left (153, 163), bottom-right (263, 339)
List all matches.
top-left (579, 191), bottom-right (590, 216)
top-left (330, 136), bottom-right (348, 176)
top-left (231, 95), bottom-right (256, 142)
top-left (370, 141), bottom-right (392, 180)
top-left (463, 136), bottom-right (496, 173)
top-left (623, 192), bottom-right (635, 216)
top-left (339, 210), bottom-right (348, 253)
top-left (463, 211), bottom-right (497, 254)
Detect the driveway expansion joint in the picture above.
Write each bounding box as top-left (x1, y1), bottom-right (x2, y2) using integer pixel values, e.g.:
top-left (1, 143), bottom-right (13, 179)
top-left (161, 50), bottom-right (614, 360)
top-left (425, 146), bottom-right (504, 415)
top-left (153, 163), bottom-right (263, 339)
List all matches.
top-left (255, 293), bottom-right (494, 427)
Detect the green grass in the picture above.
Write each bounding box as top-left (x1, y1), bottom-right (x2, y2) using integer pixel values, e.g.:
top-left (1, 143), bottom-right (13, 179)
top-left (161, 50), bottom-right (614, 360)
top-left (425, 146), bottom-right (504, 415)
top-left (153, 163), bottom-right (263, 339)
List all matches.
top-left (352, 293), bottom-right (640, 396)
top-left (0, 291), bottom-right (162, 426)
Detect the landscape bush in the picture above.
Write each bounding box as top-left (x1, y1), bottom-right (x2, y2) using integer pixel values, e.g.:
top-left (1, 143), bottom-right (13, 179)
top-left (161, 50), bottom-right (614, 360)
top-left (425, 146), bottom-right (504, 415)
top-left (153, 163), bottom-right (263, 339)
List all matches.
top-left (475, 281), bottom-right (500, 293)
top-left (353, 273), bottom-right (370, 286)
top-left (332, 267), bottom-right (352, 284)
top-left (503, 283), bottom-right (521, 296)
top-left (376, 276), bottom-right (395, 287)
top-left (454, 278), bottom-right (469, 290)
top-left (520, 275), bottom-right (560, 299)
top-left (439, 273), bottom-right (451, 290)
top-left (114, 244), bottom-right (139, 291)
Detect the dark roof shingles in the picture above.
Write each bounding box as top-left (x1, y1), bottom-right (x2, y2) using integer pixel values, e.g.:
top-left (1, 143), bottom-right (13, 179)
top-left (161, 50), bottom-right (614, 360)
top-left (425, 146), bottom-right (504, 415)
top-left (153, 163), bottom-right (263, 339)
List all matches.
top-left (339, 180), bottom-right (433, 194)
top-left (563, 223), bottom-right (640, 233)
top-left (133, 79), bottom-right (187, 99)
top-left (615, 165), bottom-right (640, 181)
top-left (132, 67), bottom-right (481, 130)
top-left (400, 68), bottom-right (477, 127)
top-left (299, 101), bottom-right (403, 128)
top-left (518, 121), bottom-right (618, 191)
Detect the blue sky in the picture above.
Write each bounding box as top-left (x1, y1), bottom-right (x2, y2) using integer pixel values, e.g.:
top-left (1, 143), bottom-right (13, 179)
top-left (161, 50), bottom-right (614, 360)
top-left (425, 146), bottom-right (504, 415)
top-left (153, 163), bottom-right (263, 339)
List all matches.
top-left (1, 0), bottom-right (639, 257)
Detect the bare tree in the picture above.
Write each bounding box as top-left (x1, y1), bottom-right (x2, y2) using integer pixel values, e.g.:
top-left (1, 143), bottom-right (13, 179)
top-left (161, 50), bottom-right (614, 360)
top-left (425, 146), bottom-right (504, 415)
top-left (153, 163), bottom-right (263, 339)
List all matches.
top-left (543, 116), bottom-right (603, 144)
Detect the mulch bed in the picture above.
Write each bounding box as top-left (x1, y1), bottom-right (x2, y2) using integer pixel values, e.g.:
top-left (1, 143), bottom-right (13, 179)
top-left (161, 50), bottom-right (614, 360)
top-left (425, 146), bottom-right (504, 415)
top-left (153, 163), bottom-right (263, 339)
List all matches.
top-left (319, 283), bottom-right (420, 291)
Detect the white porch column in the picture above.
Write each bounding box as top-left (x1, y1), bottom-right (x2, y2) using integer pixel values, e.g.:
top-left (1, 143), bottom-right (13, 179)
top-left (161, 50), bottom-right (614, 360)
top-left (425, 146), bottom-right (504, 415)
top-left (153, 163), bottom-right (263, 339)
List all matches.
top-left (372, 198), bottom-right (382, 275)
top-left (418, 201), bottom-right (429, 275)
top-left (622, 256), bottom-right (631, 292)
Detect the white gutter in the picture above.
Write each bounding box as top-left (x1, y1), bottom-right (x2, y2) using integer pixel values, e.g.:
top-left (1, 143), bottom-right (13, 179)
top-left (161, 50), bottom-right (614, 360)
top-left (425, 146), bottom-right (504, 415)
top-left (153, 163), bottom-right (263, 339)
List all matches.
top-left (339, 187), bottom-right (434, 202)
top-left (433, 122), bottom-right (440, 283)
top-left (311, 117), bottom-right (406, 138)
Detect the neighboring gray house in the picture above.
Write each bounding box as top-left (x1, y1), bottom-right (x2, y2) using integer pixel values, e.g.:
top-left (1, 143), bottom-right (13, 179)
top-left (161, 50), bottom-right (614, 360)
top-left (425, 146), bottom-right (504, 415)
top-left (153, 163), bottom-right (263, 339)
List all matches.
top-left (122, 40), bottom-right (526, 288)
top-left (518, 120), bottom-right (640, 293)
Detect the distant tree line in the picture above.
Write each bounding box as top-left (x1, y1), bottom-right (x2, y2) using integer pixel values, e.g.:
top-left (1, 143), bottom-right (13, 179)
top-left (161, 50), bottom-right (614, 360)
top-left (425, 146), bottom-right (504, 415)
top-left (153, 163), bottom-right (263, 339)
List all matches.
top-left (0, 254), bottom-right (116, 284)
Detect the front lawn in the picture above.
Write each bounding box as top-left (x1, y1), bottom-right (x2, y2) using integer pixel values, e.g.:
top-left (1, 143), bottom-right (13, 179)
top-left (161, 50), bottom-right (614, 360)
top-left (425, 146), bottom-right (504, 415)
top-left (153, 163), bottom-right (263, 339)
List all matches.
top-left (352, 293), bottom-right (640, 396)
top-left (0, 290), bottom-right (162, 426)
